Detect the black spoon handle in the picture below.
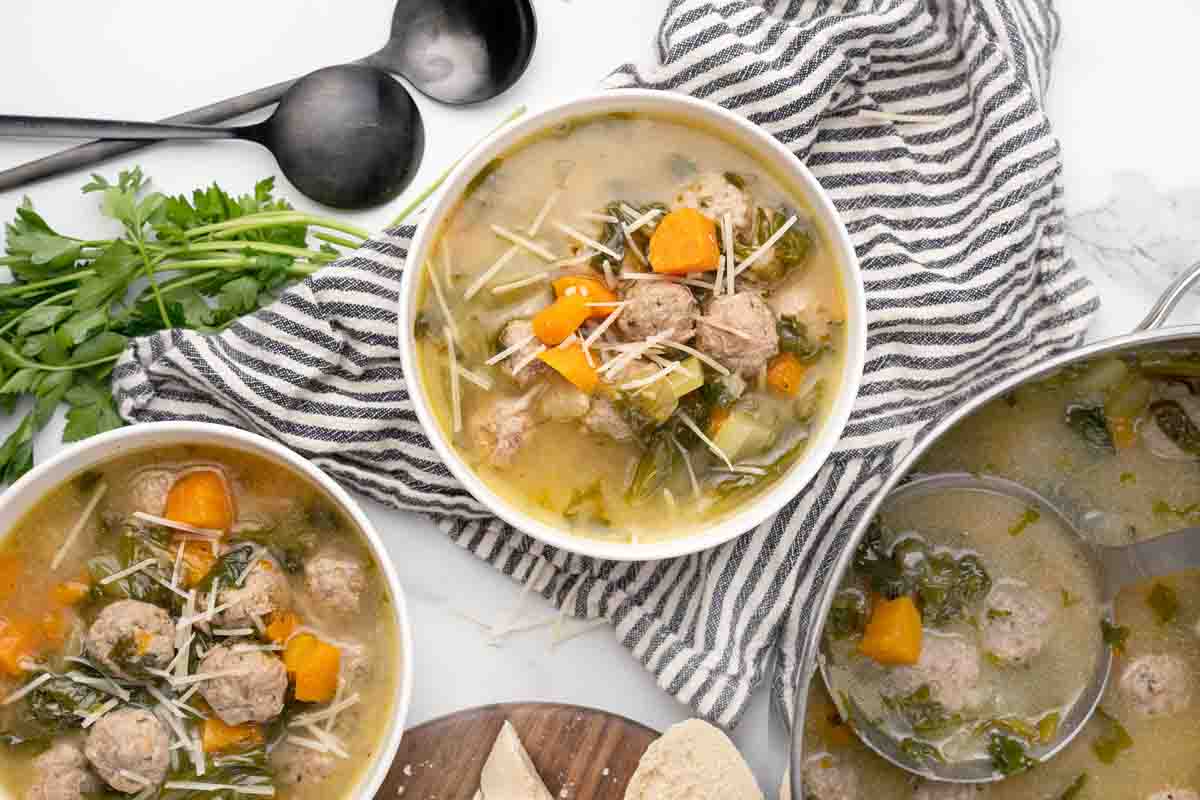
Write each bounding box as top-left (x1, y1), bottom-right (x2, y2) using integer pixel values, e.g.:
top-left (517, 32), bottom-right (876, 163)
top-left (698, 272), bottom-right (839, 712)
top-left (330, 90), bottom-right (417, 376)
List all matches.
top-left (0, 116), bottom-right (241, 140)
top-left (0, 76), bottom-right (295, 193)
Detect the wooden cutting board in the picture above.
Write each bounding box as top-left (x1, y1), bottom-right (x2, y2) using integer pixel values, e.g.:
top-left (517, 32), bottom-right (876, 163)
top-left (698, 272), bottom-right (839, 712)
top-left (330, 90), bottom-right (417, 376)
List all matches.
top-left (377, 702), bottom-right (660, 799)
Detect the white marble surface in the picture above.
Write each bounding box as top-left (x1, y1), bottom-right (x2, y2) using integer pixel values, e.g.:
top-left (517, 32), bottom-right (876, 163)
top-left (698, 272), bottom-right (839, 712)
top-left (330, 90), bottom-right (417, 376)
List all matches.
top-left (2, 0), bottom-right (1200, 792)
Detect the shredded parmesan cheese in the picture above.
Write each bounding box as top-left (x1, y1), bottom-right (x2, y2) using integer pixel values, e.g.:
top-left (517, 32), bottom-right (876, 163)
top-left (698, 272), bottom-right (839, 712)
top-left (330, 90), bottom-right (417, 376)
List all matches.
top-left (723, 213), bottom-right (735, 296)
top-left (671, 436), bottom-right (701, 499)
top-left (582, 306), bottom-right (623, 351)
top-left (697, 317), bottom-right (755, 341)
top-left (424, 259), bottom-right (458, 341)
top-left (289, 693), bottom-right (361, 728)
top-left (169, 669), bottom-right (250, 688)
top-left (553, 250), bottom-right (596, 268)
top-left (79, 698), bottom-right (120, 728)
top-left (51, 482), bottom-right (107, 571)
top-left (444, 326), bottom-right (462, 434)
top-left (491, 225), bottom-right (558, 262)
top-left (163, 783), bottom-right (275, 797)
top-left (99, 558), bottom-right (157, 586)
top-left (175, 601), bottom-right (236, 631)
top-left (455, 364), bottom-right (493, 391)
top-left (511, 343), bottom-right (547, 376)
top-left (491, 271), bottom-right (550, 294)
top-left (526, 191), bottom-right (561, 237)
top-left (658, 340), bottom-right (730, 376)
top-left (131, 512), bottom-right (222, 538)
top-left (553, 221), bottom-right (621, 261)
top-left (117, 770), bottom-right (151, 788)
top-left (286, 736), bottom-right (330, 755)
top-left (486, 334), bottom-right (535, 366)
top-left (65, 671), bottom-right (131, 701)
top-left (2, 672), bottom-right (52, 705)
top-left (213, 628), bottom-right (255, 637)
top-left (623, 207), bottom-right (662, 235)
top-left (621, 362), bottom-right (679, 392)
top-left (171, 541), bottom-right (186, 590)
top-left (733, 215), bottom-right (798, 276)
top-left (580, 212), bottom-right (619, 223)
top-left (601, 258), bottom-right (616, 289)
top-left (463, 245), bottom-right (518, 301)
top-left (150, 573), bottom-right (190, 601)
top-left (146, 685), bottom-right (185, 718)
top-left (677, 411), bottom-right (734, 470)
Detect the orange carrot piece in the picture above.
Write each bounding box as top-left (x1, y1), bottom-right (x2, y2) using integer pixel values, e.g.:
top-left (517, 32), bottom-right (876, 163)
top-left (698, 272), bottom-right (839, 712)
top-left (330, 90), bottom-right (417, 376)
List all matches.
top-left (532, 295), bottom-right (591, 346)
top-left (766, 353), bottom-right (808, 396)
top-left (858, 596), bottom-right (923, 666)
top-left (283, 634), bottom-right (341, 703)
top-left (553, 276), bottom-right (618, 318)
top-left (538, 343), bottom-right (599, 394)
top-left (0, 617), bottom-right (41, 677)
top-left (177, 540), bottom-right (218, 588)
top-left (709, 406), bottom-right (731, 435)
top-left (52, 579), bottom-right (90, 606)
top-left (648, 208), bottom-right (721, 274)
top-left (202, 718), bottom-right (264, 754)
top-left (265, 611), bottom-right (298, 644)
top-left (164, 469), bottom-right (234, 531)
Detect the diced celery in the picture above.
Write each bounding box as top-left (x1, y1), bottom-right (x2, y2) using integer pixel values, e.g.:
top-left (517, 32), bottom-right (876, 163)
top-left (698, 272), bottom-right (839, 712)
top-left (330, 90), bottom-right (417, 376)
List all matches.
top-left (664, 357), bottom-right (704, 399)
top-left (711, 410), bottom-right (773, 462)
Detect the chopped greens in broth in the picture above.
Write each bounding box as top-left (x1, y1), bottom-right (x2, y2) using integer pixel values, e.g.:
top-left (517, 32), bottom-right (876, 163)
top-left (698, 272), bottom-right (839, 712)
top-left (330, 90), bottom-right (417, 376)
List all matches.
top-left (414, 113), bottom-right (848, 542)
top-left (807, 351), bottom-right (1200, 799)
top-left (0, 446), bottom-right (398, 800)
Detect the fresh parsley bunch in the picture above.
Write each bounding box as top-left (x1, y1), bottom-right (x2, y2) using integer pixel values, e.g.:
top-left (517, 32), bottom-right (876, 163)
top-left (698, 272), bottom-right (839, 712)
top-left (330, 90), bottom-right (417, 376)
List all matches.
top-left (0, 168), bottom-right (369, 483)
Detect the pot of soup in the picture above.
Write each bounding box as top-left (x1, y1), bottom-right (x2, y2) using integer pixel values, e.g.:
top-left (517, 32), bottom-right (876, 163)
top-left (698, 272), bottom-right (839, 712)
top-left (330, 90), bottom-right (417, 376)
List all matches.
top-left (789, 264), bottom-right (1200, 799)
top-left (397, 89), bottom-right (868, 561)
top-left (0, 422), bottom-right (413, 800)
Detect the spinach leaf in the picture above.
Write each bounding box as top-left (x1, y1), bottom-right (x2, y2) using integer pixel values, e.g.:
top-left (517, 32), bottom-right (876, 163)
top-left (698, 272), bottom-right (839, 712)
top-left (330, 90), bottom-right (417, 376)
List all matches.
top-left (1149, 400), bottom-right (1200, 456)
top-left (777, 316), bottom-right (828, 362)
top-left (88, 553), bottom-right (170, 607)
top-left (1147, 582), bottom-right (1179, 625)
top-left (826, 589), bottom-right (868, 640)
top-left (26, 676), bottom-right (106, 733)
top-left (1091, 708), bottom-right (1133, 764)
top-left (899, 738), bottom-right (944, 765)
top-left (851, 520), bottom-right (913, 600)
top-left (1058, 773), bottom-right (1088, 800)
top-left (988, 733), bottom-right (1034, 776)
top-left (1101, 618), bottom-right (1130, 652)
top-left (734, 207), bottom-right (812, 281)
top-left (885, 685), bottom-right (963, 738)
top-left (194, 543), bottom-right (256, 592)
top-left (627, 434), bottom-right (678, 502)
top-left (1065, 403), bottom-right (1115, 453)
top-left (160, 749), bottom-right (273, 800)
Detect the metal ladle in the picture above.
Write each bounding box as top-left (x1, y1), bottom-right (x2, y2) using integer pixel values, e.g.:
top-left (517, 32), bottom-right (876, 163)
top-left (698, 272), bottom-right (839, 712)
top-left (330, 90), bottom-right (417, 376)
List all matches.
top-left (0, 0), bottom-right (536, 193)
top-left (0, 65), bottom-right (424, 210)
top-left (821, 472), bottom-right (1200, 783)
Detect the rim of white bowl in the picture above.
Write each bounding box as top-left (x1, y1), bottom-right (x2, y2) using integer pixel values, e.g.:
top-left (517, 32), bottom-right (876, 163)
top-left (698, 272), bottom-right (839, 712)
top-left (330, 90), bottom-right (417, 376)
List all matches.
top-left (397, 89), bottom-right (866, 562)
top-left (0, 421), bottom-right (413, 800)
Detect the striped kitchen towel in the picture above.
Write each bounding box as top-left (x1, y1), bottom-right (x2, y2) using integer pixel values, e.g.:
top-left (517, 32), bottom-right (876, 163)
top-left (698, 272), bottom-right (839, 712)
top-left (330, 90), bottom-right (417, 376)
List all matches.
top-left (112, 0), bottom-right (1098, 728)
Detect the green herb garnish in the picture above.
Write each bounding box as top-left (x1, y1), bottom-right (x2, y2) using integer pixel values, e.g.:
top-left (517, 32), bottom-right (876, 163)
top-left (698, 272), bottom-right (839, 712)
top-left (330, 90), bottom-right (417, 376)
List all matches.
top-left (1058, 773), bottom-right (1088, 800)
top-left (1064, 403), bottom-right (1115, 453)
top-left (1147, 582), bottom-right (1179, 625)
top-left (1091, 709), bottom-right (1132, 764)
top-left (988, 732), bottom-right (1034, 776)
top-left (1008, 506), bottom-right (1040, 536)
top-left (1101, 619), bottom-right (1130, 652)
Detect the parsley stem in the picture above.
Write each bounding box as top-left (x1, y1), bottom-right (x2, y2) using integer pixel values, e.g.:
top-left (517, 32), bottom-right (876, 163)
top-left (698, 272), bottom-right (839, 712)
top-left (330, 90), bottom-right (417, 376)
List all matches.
top-left (386, 105), bottom-right (527, 230)
top-left (153, 258), bottom-right (316, 277)
top-left (7, 352), bottom-right (120, 373)
top-left (156, 241), bottom-right (330, 261)
top-left (0, 289), bottom-right (78, 336)
top-left (0, 271), bottom-right (95, 298)
top-left (183, 214), bottom-right (371, 241)
top-left (312, 232), bottom-right (361, 250)
top-left (132, 235), bottom-right (172, 330)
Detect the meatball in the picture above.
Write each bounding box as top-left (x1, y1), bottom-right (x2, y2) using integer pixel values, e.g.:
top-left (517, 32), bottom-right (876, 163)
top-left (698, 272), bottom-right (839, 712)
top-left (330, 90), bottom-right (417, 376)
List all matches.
top-left (583, 397), bottom-right (634, 442)
top-left (304, 549), bottom-right (366, 616)
top-left (695, 292), bottom-right (779, 377)
top-left (28, 741), bottom-right (101, 800)
top-left (196, 645), bottom-right (287, 725)
top-left (892, 634), bottom-right (981, 713)
top-left (85, 709), bottom-right (169, 793)
top-left (798, 753), bottom-right (858, 800)
top-left (497, 319), bottom-right (551, 388)
top-left (616, 281), bottom-right (698, 343)
top-left (1119, 654), bottom-right (1192, 717)
top-left (216, 559), bottom-right (289, 628)
top-left (1148, 790), bottom-right (1200, 800)
top-left (127, 469), bottom-right (174, 515)
top-left (468, 391), bottom-right (539, 468)
top-left (913, 781), bottom-right (986, 800)
top-left (981, 583), bottom-right (1052, 665)
top-left (86, 600), bottom-right (174, 680)
top-left (672, 172), bottom-right (753, 232)
top-left (271, 740), bottom-right (337, 786)
top-left (767, 285), bottom-right (840, 344)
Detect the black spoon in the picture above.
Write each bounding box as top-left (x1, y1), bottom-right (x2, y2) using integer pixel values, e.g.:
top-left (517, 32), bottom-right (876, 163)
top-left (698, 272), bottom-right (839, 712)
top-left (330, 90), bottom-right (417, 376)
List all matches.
top-left (0, 66), bottom-right (425, 210)
top-left (0, 0), bottom-right (535, 193)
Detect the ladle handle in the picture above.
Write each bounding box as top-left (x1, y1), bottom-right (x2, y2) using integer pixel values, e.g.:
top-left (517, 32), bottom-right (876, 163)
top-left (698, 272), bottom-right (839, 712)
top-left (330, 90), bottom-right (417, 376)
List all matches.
top-left (0, 77), bottom-right (294, 193)
top-left (1137, 259), bottom-right (1200, 331)
top-left (0, 116), bottom-right (240, 141)
top-left (1099, 527), bottom-right (1200, 596)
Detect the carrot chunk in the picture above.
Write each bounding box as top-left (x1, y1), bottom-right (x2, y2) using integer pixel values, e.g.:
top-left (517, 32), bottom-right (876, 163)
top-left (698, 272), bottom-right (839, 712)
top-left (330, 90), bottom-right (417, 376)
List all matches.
top-left (538, 343), bottom-right (599, 394)
top-left (265, 611), bottom-right (299, 644)
top-left (766, 353), bottom-right (808, 396)
top-left (553, 276), bottom-right (618, 318)
top-left (52, 579), bottom-right (90, 606)
top-left (0, 617), bottom-right (41, 677)
top-left (164, 469), bottom-right (234, 531)
top-left (177, 540), bottom-right (218, 588)
top-left (648, 208), bottom-right (721, 274)
top-left (858, 596), bottom-right (923, 665)
top-left (202, 717), bottom-right (264, 754)
top-left (532, 295), bottom-right (591, 346)
top-left (283, 633), bottom-right (341, 703)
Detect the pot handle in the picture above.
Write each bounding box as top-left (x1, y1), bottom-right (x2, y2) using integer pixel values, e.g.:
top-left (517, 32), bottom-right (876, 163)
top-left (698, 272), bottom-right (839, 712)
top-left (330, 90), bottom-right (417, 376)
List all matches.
top-left (1136, 259), bottom-right (1200, 331)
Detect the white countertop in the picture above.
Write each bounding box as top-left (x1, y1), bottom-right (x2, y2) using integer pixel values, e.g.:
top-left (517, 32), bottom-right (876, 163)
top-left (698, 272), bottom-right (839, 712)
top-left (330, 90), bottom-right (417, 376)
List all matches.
top-left (3, 0), bottom-right (1200, 791)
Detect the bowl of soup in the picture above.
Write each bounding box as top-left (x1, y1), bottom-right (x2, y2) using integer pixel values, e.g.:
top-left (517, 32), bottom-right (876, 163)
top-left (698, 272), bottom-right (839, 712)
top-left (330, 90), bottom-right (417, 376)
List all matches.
top-left (398, 90), bottom-right (867, 560)
top-left (0, 422), bottom-right (412, 800)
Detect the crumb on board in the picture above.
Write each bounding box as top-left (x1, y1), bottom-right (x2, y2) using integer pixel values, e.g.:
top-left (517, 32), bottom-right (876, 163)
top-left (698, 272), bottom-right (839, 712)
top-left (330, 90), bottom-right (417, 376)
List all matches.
top-left (402, 764), bottom-right (413, 777)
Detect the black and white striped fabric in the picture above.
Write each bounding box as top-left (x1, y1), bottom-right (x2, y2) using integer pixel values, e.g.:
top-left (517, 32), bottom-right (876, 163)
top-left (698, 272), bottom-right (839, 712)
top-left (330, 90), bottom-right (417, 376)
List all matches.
top-left (112, 0), bottom-right (1097, 728)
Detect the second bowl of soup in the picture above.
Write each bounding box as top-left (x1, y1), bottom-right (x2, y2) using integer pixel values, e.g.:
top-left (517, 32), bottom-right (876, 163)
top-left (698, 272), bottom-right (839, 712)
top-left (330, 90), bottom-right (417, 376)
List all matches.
top-left (399, 90), bottom-right (866, 560)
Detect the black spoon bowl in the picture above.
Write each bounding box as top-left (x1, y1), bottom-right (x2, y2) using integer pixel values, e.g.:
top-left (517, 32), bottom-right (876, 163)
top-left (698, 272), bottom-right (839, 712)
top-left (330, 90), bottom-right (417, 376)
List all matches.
top-left (0, 0), bottom-right (533, 193)
top-left (0, 66), bottom-right (425, 210)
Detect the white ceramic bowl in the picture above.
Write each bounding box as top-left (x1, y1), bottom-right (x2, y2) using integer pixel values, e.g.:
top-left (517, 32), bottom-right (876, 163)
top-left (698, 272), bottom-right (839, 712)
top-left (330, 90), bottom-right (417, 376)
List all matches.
top-left (398, 89), bottom-right (866, 562)
top-left (0, 422), bottom-right (413, 800)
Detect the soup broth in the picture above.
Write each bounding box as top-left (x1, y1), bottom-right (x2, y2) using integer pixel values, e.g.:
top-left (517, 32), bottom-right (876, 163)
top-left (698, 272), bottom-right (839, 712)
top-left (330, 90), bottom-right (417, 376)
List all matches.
top-left (805, 351), bottom-right (1200, 798)
top-left (414, 113), bottom-right (848, 543)
top-left (0, 445), bottom-right (398, 800)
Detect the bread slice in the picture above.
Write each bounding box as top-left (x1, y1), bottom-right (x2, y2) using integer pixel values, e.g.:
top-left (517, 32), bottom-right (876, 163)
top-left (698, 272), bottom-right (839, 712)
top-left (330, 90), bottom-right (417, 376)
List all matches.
top-left (475, 720), bottom-right (555, 800)
top-left (624, 719), bottom-right (763, 800)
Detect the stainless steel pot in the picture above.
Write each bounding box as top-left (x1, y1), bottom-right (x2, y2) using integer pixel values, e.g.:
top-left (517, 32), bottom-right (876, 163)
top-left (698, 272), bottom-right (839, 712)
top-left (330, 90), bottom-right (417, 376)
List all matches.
top-left (788, 261), bottom-right (1200, 797)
